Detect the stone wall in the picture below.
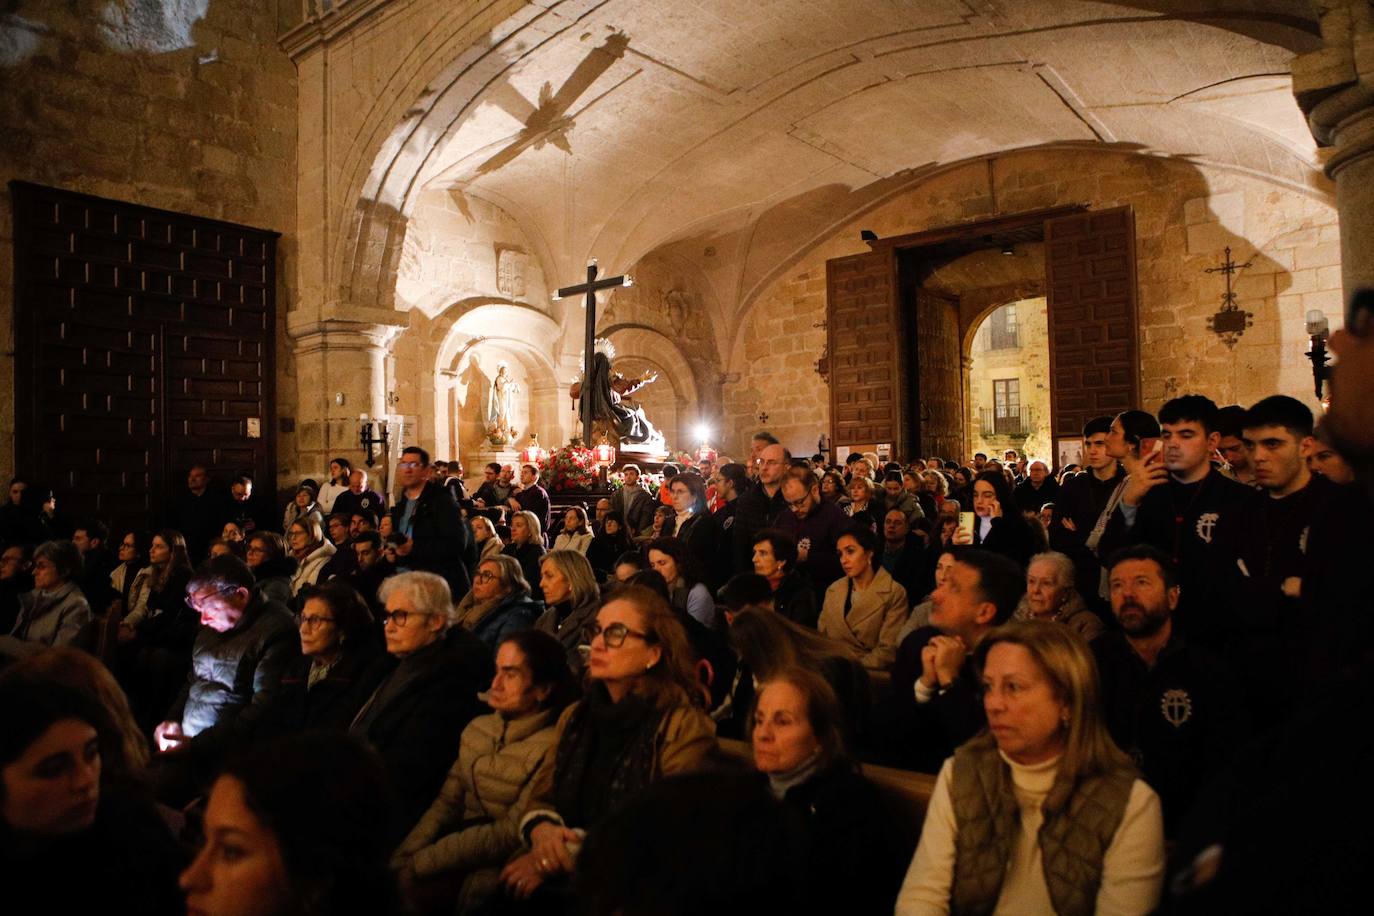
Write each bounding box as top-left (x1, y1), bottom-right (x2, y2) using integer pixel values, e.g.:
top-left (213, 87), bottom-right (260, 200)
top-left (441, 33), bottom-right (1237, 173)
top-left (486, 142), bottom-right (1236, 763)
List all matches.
top-left (724, 148), bottom-right (1341, 460)
top-left (0, 1), bottom-right (297, 479)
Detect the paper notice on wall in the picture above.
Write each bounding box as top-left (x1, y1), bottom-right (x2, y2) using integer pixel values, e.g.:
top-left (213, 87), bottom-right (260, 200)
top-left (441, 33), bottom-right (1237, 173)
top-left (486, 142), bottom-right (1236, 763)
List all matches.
top-left (877, 443), bottom-right (891, 460)
top-left (835, 446), bottom-right (850, 463)
top-left (246, 418), bottom-right (261, 439)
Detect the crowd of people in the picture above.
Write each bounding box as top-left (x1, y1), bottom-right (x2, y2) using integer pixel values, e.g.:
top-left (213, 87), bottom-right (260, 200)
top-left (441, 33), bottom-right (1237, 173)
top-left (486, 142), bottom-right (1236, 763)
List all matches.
top-left (2, 348), bottom-right (1372, 913)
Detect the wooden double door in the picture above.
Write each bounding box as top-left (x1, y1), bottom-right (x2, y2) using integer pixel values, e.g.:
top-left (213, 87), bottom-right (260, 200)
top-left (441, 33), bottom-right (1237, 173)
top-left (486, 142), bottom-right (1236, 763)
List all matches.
top-left (825, 206), bottom-right (1139, 460)
top-left (10, 182), bottom-right (279, 536)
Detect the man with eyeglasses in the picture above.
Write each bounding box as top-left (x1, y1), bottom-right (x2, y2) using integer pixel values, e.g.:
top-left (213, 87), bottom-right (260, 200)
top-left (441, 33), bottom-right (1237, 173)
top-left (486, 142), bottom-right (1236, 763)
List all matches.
top-left (152, 555), bottom-right (295, 800)
top-left (390, 446), bottom-right (473, 600)
top-left (350, 570), bottom-right (493, 844)
top-left (769, 465), bottom-right (846, 596)
top-left (732, 442), bottom-right (789, 575)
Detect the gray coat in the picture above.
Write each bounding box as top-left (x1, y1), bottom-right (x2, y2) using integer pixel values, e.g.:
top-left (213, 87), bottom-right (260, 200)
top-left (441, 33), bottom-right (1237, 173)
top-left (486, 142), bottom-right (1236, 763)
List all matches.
top-left (171, 595), bottom-right (297, 756)
top-left (0, 582), bottom-right (91, 658)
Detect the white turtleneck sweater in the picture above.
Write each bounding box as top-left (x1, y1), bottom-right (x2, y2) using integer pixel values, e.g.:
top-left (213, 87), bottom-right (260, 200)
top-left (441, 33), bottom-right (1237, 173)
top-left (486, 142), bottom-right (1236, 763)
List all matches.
top-left (895, 751), bottom-right (1164, 915)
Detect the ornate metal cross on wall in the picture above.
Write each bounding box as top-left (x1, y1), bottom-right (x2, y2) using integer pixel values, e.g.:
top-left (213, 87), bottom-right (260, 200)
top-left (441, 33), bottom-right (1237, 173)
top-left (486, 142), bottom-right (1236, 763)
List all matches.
top-left (1204, 246), bottom-right (1254, 349)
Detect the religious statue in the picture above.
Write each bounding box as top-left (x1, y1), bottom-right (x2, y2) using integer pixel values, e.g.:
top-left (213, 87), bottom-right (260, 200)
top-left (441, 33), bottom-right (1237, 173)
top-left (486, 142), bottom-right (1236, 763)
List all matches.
top-left (486, 362), bottom-right (520, 445)
top-left (569, 339), bottom-right (666, 453)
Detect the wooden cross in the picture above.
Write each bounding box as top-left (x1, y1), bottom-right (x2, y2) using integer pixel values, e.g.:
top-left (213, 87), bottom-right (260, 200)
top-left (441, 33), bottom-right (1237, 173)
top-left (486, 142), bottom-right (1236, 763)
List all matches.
top-left (556, 259), bottom-right (632, 445)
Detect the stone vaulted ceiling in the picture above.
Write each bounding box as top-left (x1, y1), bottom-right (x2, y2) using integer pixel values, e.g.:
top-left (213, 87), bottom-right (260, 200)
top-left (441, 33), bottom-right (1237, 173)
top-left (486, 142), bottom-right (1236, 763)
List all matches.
top-left (390, 0), bottom-right (1324, 346)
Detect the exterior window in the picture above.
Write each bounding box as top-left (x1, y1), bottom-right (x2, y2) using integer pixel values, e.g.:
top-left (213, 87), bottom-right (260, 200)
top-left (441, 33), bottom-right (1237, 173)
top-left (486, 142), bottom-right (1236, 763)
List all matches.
top-left (987, 304), bottom-right (1019, 350)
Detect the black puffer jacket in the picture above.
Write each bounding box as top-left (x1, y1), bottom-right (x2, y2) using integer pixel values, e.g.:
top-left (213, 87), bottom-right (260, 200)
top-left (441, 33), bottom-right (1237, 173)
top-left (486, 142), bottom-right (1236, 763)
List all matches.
top-left (251, 555), bottom-right (297, 606)
top-left (170, 594), bottom-right (298, 758)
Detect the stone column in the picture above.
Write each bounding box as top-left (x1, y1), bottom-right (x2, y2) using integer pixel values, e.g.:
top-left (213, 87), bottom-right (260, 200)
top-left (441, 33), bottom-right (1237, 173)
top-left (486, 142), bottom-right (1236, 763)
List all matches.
top-left (286, 305), bottom-right (408, 491)
top-left (1294, 0), bottom-right (1374, 298)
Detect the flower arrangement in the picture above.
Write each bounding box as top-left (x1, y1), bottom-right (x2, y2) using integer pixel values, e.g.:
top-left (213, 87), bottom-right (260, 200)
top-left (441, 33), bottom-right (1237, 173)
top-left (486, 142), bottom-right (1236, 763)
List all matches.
top-left (538, 445), bottom-right (597, 493)
top-left (607, 468), bottom-right (665, 498)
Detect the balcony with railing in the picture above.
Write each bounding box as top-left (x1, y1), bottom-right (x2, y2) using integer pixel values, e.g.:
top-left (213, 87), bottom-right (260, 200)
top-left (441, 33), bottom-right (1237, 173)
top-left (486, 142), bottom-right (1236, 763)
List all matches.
top-left (979, 406), bottom-right (1032, 438)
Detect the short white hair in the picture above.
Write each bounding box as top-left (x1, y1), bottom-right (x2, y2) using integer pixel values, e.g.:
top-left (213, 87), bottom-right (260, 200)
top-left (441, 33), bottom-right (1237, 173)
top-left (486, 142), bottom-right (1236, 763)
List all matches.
top-left (377, 571), bottom-right (454, 629)
top-left (1027, 551), bottom-right (1075, 589)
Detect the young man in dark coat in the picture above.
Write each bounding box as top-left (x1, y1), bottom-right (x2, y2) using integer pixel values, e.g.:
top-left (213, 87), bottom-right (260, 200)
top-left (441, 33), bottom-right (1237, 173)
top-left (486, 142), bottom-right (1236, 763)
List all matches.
top-left (391, 446), bottom-right (473, 600)
top-left (349, 571), bottom-right (494, 845)
top-left (1049, 415), bottom-right (1126, 613)
top-left (1098, 395), bottom-right (1255, 649)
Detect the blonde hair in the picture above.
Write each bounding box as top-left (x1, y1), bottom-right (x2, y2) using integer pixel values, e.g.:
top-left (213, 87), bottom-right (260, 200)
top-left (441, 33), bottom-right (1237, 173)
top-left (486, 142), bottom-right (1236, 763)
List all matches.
top-left (539, 550), bottom-right (600, 608)
top-left (974, 621), bottom-right (1132, 784)
top-left (17, 648), bottom-right (150, 775)
top-left (511, 510), bottom-right (542, 545)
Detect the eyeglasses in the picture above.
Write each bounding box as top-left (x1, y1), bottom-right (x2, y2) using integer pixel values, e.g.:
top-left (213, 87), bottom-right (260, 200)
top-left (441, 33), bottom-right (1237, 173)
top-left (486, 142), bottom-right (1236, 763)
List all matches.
top-left (381, 609), bottom-right (428, 627)
top-left (295, 613), bottom-right (336, 630)
top-left (473, 571), bottom-right (499, 583)
top-left (398, 461), bottom-right (423, 469)
top-left (186, 585), bottom-right (240, 609)
top-left (785, 494), bottom-right (812, 509)
top-left (584, 621), bottom-right (653, 648)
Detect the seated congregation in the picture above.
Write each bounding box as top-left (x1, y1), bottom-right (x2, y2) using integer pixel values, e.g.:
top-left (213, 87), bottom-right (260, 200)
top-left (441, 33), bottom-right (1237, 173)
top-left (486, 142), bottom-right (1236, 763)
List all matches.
top-left (2, 390), bottom-right (1371, 915)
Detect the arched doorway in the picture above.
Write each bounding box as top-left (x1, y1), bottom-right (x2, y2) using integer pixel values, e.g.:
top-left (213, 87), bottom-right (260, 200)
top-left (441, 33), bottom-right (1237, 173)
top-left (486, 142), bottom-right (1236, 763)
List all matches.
top-left (966, 297), bottom-right (1053, 464)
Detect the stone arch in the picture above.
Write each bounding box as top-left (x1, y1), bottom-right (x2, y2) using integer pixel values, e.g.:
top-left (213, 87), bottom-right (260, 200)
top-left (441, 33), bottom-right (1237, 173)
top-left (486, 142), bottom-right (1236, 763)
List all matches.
top-left (431, 302), bottom-right (570, 469)
top-left (602, 324), bottom-right (701, 452)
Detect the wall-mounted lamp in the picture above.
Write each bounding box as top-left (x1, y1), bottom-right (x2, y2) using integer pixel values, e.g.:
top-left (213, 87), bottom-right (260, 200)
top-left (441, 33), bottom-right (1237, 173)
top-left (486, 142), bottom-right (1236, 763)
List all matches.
top-left (1306, 309), bottom-right (1331, 401)
top-left (359, 414), bottom-right (389, 468)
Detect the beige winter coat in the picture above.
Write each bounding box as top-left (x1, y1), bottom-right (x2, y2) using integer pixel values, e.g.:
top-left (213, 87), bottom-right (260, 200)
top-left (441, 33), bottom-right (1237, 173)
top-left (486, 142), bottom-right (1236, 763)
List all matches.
top-left (393, 709), bottom-right (558, 910)
top-left (818, 567), bottom-right (909, 670)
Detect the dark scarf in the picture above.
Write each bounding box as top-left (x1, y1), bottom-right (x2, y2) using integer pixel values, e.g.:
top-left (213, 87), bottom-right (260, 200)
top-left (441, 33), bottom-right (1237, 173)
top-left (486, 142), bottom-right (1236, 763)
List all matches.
top-left (552, 682), bottom-right (666, 829)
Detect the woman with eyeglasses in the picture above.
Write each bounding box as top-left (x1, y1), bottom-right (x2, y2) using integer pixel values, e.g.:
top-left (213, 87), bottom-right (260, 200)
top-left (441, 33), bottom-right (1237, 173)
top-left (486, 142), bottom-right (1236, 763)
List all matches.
top-left (109, 529), bottom-right (153, 636)
top-left (500, 585), bottom-right (716, 903)
top-left (0, 540), bottom-right (91, 658)
top-left (534, 550), bottom-right (602, 672)
top-left (394, 629), bottom-right (579, 913)
top-left (244, 531), bottom-right (297, 607)
top-left (502, 510), bottom-right (547, 603)
top-left (287, 517), bottom-right (336, 599)
top-left (252, 581), bottom-right (385, 742)
top-left (455, 556), bottom-right (544, 650)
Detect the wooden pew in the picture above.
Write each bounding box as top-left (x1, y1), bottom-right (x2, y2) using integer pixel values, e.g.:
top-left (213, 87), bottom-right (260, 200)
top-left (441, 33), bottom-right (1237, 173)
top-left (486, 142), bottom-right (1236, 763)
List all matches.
top-left (716, 737), bottom-right (936, 855)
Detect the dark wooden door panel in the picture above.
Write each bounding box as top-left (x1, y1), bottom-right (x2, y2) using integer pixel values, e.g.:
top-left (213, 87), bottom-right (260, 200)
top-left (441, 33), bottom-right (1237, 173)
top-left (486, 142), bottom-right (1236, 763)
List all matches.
top-left (1045, 207), bottom-right (1139, 442)
top-left (11, 181), bottom-right (278, 536)
top-left (914, 288), bottom-right (963, 459)
top-left (827, 250), bottom-right (904, 450)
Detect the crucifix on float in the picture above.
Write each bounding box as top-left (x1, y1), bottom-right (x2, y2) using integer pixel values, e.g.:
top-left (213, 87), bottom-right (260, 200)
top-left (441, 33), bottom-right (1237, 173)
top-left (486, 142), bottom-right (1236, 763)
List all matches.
top-left (555, 259), bottom-right (633, 445)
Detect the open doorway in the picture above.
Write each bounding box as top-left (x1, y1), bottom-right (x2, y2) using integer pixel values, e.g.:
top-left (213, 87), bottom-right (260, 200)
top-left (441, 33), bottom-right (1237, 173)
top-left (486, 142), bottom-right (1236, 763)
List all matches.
top-left (967, 297), bottom-right (1053, 464)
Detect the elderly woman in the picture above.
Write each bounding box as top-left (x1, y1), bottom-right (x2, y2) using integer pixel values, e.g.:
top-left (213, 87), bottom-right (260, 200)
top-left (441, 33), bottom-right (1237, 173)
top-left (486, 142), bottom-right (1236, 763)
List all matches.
top-left (752, 668), bottom-right (904, 916)
top-left (818, 526), bottom-right (908, 670)
top-left (0, 540), bottom-right (92, 658)
top-left (719, 607), bottom-right (867, 743)
top-left (245, 531), bottom-right (296, 606)
top-left (552, 507), bottom-right (593, 554)
top-left (455, 555), bottom-right (544, 649)
top-left (499, 586), bottom-right (716, 902)
top-left (750, 527), bottom-right (819, 629)
top-left (1, 671), bottom-right (182, 913)
top-left (1015, 551), bottom-right (1105, 643)
top-left (502, 510), bottom-right (548, 603)
top-left (470, 515), bottom-right (504, 563)
top-left (360, 572), bottom-right (494, 844)
top-left (533, 550), bottom-right (602, 671)
top-left (258, 581), bottom-right (385, 737)
top-left (896, 621), bottom-right (1164, 915)
top-left (181, 732), bottom-right (396, 916)
top-left (287, 516), bottom-right (336, 597)
top-left (819, 470), bottom-right (851, 508)
top-left (393, 629), bottom-right (580, 912)
top-left (647, 536), bottom-right (715, 628)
